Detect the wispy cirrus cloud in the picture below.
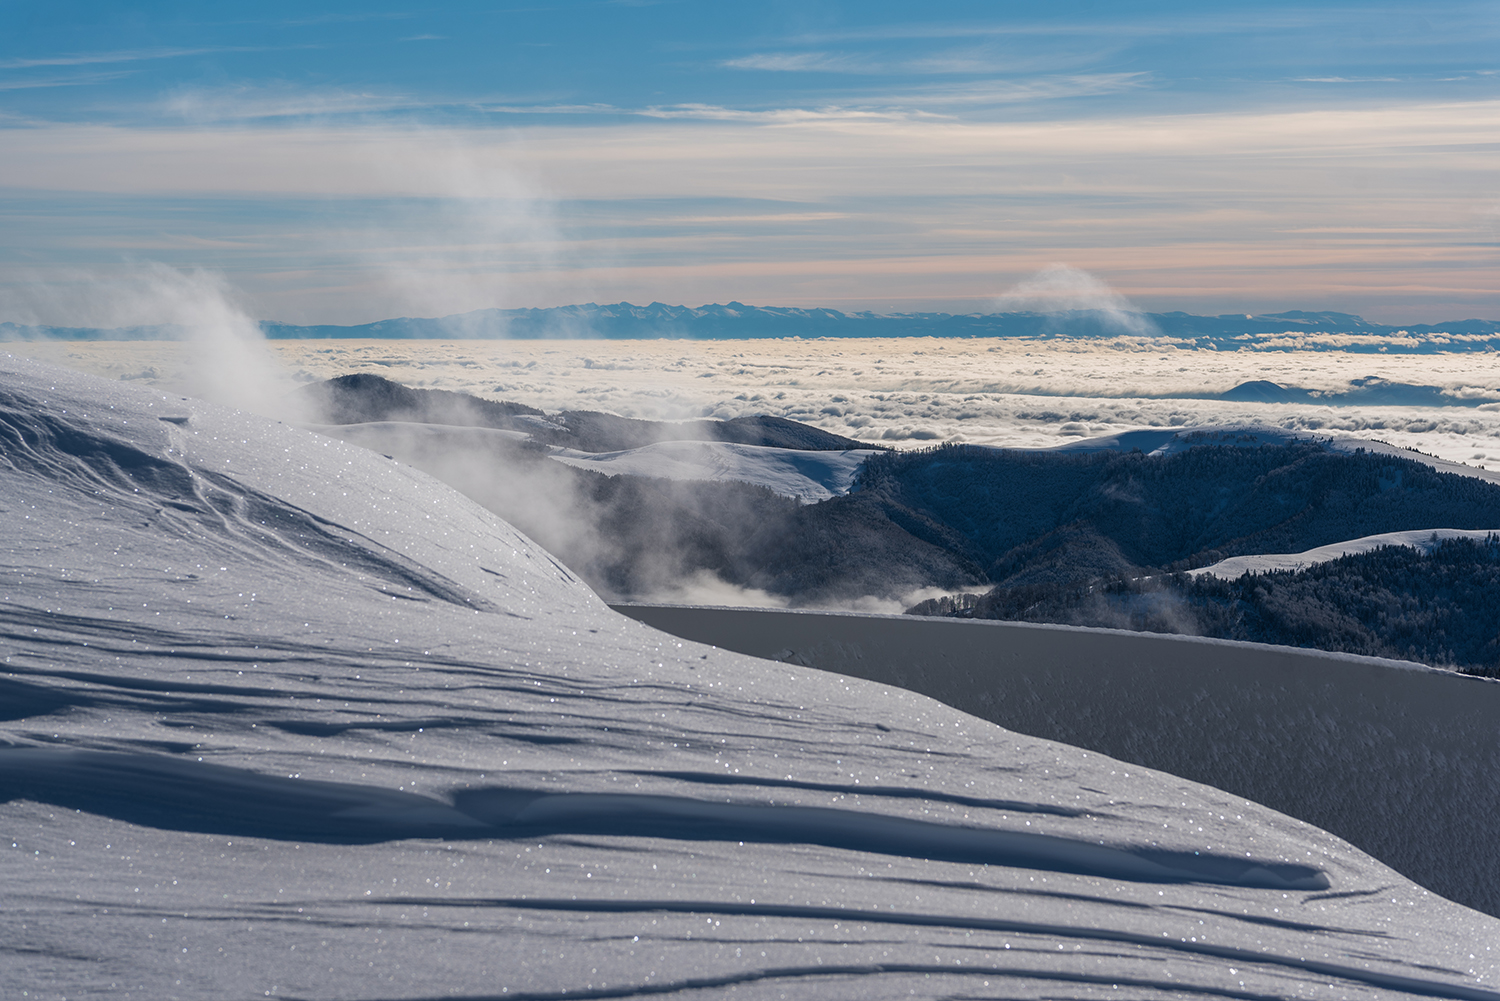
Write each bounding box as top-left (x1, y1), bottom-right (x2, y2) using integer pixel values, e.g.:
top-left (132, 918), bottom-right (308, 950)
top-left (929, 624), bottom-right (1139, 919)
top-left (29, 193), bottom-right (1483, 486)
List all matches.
top-left (632, 103), bottom-right (928, 123)
top-left (479, 102), bottom-right (622, 115)
top-left (464, 98), bottom-right (932, 123)
top-left (779, 8), bottom-right (1395, 45)
top-left (872, 73), bottom-right (1149, 107)
top-left (724, 45), bottom-right (1120, 78)
top-left (0, 70), bottom-right (134, 91)
top-left (724, 51), bottom-right (880, 74)
top-left (260, 11), bottom-right (412, 26)
top-left (0, 46), bottom-right (274, 70)
top-left (8, 98), bottom-right (1495, 198)
top-left (1296, 76), bottom-right (1404, 84)
top-left (481, 73), bottom-right (1146, 123)
top-left (161, 85), bottom-right (431, 123)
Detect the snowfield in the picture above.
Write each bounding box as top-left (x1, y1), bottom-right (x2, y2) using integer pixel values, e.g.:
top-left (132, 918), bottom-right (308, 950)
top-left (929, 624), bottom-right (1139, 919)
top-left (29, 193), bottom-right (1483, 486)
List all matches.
top-left (3, 354), bottom-right (1500, 1000)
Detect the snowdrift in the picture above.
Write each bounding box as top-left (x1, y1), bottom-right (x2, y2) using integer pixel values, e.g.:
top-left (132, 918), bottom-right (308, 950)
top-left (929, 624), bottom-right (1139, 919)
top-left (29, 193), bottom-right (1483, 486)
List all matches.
top-left (3, 353), bottom-right (1499, 1000)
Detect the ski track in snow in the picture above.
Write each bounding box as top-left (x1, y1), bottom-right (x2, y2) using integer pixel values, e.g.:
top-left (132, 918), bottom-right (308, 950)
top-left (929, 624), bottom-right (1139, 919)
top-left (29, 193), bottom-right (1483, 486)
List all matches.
top-left (3, 353), bottom-right (1500, 999)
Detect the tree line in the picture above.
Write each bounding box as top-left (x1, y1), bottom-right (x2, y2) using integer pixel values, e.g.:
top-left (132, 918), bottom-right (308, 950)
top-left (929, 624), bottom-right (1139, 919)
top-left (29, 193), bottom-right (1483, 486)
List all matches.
top-left (910, 536), bottom-right (1500, 676)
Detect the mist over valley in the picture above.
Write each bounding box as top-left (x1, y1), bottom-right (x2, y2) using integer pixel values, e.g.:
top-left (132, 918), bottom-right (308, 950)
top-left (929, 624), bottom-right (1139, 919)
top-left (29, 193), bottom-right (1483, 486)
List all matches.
top-left (253, 367), bottom-right (1500, 676)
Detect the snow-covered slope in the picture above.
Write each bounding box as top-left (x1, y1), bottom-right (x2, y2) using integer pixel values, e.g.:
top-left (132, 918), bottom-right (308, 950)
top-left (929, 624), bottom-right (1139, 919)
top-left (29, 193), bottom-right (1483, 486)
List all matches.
top-left (617, 603), bottom-right (1500, 917)
top-left (1046, 426), bottom-right (1303, 455)
top-left (547, 439), bottom-right (879, 502)
top-left (4, 354), bottom-right (1500, 1000)
top-left (311, 421), bottom-right (877, 503)
top-left (1192, 527), bottom-right (1500, 578)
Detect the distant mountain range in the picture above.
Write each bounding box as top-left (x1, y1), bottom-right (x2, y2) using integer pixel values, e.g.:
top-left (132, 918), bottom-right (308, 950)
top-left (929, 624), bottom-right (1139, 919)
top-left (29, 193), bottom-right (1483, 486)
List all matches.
top-left (5, 302), bottom-right (1500, 351)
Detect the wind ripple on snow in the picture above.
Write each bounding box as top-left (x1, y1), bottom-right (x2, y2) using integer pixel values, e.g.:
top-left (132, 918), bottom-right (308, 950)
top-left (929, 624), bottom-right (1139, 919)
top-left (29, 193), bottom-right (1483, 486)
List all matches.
top-left (0, 746), bottom-right (1323, 889)
top-left (0, 396), bottom-right (501, 612)
top-left (454, 787), bottom-right (1328, 890)
top-left (383, 899), bottom-right (1499, 1001)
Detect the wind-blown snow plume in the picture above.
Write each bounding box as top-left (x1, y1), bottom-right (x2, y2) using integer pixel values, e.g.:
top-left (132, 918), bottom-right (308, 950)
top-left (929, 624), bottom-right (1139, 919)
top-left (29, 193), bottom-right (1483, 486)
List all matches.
top-left (995, 264), bottom-right (1159, 336)
top-left (0, 263), bottom-right (303, 419)
top-left (162, 267), bottom-right (302, 418)
top-left (356, 133), bottom-right (573, 327)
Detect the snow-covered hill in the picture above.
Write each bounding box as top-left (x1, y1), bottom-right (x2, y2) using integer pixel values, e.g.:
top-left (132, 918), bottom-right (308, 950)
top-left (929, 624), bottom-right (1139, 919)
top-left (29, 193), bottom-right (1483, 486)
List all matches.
top-left (1050, 423), bottom-right (1500, 486)
top-left (316, 420), bottom-right (878, 503)
top-left (3, 354), bottom-right (1499, 999)
top-left (544, 439), bottom-right (878, 503)
top-left (1192, 528), bottom-right (1500, 578)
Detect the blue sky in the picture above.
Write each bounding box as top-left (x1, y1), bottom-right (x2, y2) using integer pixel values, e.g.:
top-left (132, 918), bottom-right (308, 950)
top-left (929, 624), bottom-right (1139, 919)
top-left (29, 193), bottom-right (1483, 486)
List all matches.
top-left (2, 1), bottom-right (1497, 323)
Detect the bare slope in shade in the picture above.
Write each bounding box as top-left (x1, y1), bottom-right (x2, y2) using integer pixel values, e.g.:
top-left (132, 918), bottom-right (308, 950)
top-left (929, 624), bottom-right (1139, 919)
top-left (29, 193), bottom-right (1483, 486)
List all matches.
top-left (2, 357), bottom-right (1500, 1000)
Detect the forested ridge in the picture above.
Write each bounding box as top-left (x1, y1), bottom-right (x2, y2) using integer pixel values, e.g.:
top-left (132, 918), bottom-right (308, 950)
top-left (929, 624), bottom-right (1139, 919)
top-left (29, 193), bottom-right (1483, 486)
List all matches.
top-left (910, 536), bottom-right (1500, 676)
top-left (567, 439), bottom-right (1500, 634)
top-left (301, 377), bottom-right (1500, 666)
top-left (858, 441), bottom-right (1500, 586)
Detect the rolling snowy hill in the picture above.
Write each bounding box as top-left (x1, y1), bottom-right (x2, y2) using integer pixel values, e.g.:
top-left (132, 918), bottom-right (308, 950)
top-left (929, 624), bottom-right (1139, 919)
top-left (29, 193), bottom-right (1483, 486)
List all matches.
top-left (4, 353), bottom-right (1500, 998)
top-left (1192, 528), bottom-right (1500, 578)
top-left (546, 439), bottom-right (878, 503)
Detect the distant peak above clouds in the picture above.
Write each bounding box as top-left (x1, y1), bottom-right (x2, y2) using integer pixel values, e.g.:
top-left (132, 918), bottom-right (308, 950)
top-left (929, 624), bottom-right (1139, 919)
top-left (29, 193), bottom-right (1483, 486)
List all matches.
top-left (8, 302), bottom-right (1498, 348)
top-left (248, 303), bottom-right (1500, 344)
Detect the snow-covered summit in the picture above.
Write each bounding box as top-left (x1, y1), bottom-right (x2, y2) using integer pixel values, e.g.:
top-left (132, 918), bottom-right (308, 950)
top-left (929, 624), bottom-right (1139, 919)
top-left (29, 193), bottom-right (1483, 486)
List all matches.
top-left (3, 354), bottom-right (1499, 999)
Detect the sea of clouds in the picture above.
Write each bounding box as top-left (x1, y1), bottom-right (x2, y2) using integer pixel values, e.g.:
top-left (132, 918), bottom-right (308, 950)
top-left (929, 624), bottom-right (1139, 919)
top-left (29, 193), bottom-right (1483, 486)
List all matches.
top-left (14, 335), bottom-right (1500, 472)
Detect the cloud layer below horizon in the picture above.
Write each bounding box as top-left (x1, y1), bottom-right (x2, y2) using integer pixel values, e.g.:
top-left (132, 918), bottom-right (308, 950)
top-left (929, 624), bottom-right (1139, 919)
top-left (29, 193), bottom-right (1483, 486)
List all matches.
top-left (16, 337), bottom-right (1500, 477)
